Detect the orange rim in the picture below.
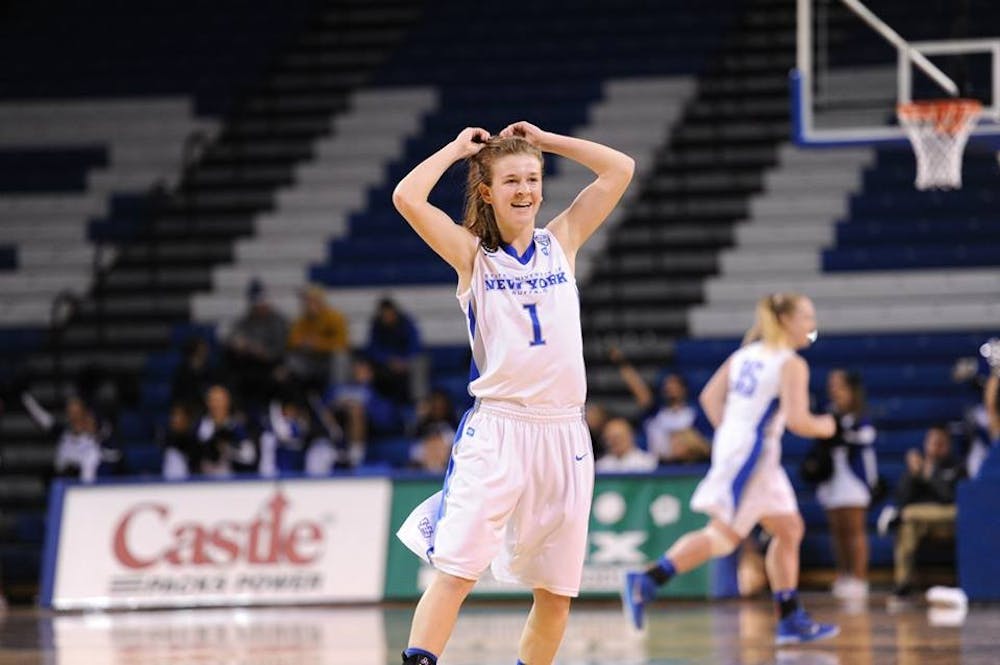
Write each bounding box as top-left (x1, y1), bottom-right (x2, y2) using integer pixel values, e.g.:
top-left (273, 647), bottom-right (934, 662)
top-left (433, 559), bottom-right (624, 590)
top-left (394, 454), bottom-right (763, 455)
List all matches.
top-left (897, 99), bottom-right (982, 135)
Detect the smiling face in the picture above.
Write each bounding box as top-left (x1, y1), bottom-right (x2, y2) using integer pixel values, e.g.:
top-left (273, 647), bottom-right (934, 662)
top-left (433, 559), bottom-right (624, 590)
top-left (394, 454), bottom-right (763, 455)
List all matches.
top-left (479, 153), bottom-right (543, 239)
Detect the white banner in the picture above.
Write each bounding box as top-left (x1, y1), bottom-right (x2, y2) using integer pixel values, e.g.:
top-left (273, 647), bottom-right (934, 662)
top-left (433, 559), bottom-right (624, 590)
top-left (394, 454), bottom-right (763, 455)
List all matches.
top-left (47, 478), bottom-right (391, 609)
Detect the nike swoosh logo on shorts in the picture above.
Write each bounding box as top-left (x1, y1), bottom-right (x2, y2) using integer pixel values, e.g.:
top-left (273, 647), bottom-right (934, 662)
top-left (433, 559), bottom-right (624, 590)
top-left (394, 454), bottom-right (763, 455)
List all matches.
top-left (575, 453), bottom-right (589, 461)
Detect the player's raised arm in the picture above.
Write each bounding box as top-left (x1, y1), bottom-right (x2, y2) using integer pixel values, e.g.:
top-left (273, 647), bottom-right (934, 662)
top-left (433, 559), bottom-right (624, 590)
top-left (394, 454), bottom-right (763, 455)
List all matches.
top-left (499, 121), bottom-right (634, 256)
top-left (391, 128), bottom-right (485, 276)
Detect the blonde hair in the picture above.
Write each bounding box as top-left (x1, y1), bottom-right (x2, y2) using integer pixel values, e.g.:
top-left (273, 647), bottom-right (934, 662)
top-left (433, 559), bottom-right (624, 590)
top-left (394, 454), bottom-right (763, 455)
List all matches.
top-left (742, 292), bottom-right (805, 347)
top-left (463, 136), bottom-right (543, 251)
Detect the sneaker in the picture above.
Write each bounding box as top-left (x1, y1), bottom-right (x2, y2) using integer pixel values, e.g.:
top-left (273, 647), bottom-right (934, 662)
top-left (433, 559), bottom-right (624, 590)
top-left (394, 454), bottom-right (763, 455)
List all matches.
top-left (926, 585), bottom-right (968, 608)
top-left (833, 576), bottom-right (868, 600)
top-left (775, 609), bottom-right (840, 645)
top-left (830, 575), bottom-right (847, 598)
top-left (621, 570), bottom-right (657, 631)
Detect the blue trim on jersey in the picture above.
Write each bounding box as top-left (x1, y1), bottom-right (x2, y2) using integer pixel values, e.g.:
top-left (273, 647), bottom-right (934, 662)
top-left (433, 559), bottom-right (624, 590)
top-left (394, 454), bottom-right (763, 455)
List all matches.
top-left (847, 445), bottom-right (869, 485)
top-left (466, 304), bottom-right (480, 384)
top-left (500, 238), bottom-right (536, 265)
top-left (428, 407), bottom-right (473, 560)
top-left (731, 398), bottom-right (779, 509)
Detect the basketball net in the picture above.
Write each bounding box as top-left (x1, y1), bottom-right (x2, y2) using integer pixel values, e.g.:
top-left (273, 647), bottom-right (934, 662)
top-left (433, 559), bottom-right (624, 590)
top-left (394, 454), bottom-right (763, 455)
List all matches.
top-left (897, 99), bottom-right (982, 190)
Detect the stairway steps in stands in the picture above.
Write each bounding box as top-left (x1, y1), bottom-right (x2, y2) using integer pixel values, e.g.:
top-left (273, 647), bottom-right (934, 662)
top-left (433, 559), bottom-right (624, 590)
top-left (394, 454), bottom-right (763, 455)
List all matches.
top-left (0, 443), bottom-right (57, 475)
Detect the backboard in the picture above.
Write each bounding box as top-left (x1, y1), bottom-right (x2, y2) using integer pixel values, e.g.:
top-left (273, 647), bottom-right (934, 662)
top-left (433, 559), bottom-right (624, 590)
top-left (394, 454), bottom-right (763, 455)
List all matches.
top-left (792, 0), bottom-right (1000, 148)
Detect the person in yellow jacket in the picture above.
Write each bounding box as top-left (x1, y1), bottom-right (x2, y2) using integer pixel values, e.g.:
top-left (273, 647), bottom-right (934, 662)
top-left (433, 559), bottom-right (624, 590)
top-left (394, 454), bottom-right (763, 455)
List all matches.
top-left (287, 284), bottom-right (349, 391)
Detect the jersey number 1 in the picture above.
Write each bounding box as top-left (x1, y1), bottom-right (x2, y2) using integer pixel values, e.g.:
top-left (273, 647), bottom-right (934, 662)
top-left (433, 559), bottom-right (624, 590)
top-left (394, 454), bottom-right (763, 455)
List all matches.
top-left (522, 304), bottom-right (546, 346)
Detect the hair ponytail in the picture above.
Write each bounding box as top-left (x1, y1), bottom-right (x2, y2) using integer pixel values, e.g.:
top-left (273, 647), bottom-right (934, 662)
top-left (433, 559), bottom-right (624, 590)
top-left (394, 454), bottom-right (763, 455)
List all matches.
top-left (743, 292), bottom-right (804, 347)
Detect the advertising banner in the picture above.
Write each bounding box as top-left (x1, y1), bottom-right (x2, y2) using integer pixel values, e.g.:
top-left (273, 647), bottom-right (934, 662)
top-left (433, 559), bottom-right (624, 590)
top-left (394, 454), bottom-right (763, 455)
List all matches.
top-left (42, 477), bottom-right (391, 609)
top-left (385, 474), bottom-right (718, 599)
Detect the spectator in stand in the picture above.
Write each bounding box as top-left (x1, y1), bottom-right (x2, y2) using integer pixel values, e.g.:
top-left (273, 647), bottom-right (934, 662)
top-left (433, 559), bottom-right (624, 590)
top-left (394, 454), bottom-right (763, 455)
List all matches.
top-left (170, 336), bottom-right (220, 409)
top-left (287, 284), bottom-right (349, 393)
top-left (196, 384), bottom-right (256, 477)
top-left (322, 355), bottom-right (401, 468)
top-left (409, 389), bottom-right (459, 472)
top-left (585, 402), bottom-right (610, 458)
top-left (161, 402), bottom-right (200, 480)
top-left (259, 391), bottom-right (313, 477)
top-left (879, 425), bottom-right (965, 600)
top-left (953, 355), bottom-right (1000, 478)
top-left (410, 424), bottom-right (456, 473)
top-left (596, 417), bottom-right (657, 473)
top-left (21, 392), bottom-right (119, 483)
top-left (223, 278), bottom-right (289, 413)
top-left (815, 369), bottom-right (878, 600)
top-left (366, 297), bottom-right (421, 405)
top-left (610, 347), bottom-right (710, 464)
top-left (986, 370), bottom-right (1000, 450)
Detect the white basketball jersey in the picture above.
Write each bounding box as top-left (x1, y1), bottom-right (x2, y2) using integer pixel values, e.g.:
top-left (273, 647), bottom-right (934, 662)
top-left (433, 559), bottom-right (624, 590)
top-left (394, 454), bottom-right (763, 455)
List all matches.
top-left (457, 228), bottom-right (586, 408)
top-left (715, 342), bottom-right (794, 455)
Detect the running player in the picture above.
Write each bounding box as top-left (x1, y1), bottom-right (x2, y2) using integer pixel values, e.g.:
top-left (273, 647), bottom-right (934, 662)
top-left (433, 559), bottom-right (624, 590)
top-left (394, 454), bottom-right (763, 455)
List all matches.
top-left (622, 293), bottom-right (841, 645)
top-left (392, 121), bottom-right (634, 665)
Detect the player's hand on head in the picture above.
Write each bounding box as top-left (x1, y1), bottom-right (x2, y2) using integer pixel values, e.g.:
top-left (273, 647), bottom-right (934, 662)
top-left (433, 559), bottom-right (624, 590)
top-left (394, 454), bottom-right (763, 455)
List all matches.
top-left (453, 127), bottom-right (490, 158)
top-left (500, 121), bottom-right (546, 147)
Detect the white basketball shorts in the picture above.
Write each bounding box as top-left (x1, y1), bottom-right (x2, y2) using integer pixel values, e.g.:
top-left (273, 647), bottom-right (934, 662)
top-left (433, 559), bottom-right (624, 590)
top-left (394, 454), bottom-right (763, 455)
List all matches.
top-left (691, 455), bottom-right (798, 537)
top-left (404, 399), bottom-right (594, 597)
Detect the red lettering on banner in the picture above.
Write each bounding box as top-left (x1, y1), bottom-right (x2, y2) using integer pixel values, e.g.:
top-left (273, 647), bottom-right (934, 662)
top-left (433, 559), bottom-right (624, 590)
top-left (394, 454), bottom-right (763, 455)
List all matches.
top-left (111, 491), bottom-right (325, 569)
top-left (113, 503), bottom-right (167, 569)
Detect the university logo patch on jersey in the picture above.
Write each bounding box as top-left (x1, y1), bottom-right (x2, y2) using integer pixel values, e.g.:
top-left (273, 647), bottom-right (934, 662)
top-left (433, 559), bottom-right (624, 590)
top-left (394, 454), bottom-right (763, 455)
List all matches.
top-left (535, 231), bottom-right (551, 255)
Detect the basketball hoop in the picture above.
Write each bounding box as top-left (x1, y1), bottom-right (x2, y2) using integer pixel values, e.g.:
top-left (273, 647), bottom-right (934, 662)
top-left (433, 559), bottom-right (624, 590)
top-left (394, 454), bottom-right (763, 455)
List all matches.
top-left (897, 99), bottom-right (982, 190)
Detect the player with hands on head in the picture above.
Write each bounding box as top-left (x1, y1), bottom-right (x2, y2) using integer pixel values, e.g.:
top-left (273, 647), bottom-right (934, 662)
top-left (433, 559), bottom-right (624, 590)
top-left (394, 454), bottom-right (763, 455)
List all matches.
top-left (622, 293), bottom-right (841, 645)
top-left (392, 121), bottom-right (634, 665)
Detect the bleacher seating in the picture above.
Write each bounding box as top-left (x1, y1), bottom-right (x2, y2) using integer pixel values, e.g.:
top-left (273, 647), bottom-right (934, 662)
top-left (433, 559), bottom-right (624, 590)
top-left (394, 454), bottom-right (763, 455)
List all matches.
top-left (0, 0), bottom-right (995, 603)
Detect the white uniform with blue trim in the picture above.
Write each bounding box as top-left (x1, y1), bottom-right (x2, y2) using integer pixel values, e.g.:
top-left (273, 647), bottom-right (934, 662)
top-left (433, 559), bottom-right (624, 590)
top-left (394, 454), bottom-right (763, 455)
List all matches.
top-left (397, 229), bottom-right (594, 597)
top-left (816, 413), bottom-right (877, 509)
top-left (690, 341), bottom-right (799, 536)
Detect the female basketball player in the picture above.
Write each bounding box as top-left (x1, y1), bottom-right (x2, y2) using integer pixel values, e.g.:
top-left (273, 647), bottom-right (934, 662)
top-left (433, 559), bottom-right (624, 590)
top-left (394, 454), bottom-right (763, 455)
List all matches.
top-left (622, 293), bottom-right (840, 645)
top-left (392, 122), bottom-right (634, 665)
top-left (817, 369), bottom-right (878, 600)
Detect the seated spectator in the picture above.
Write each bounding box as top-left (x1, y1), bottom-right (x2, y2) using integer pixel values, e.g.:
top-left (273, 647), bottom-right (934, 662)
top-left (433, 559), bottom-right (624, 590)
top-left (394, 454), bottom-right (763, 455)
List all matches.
top-left (322, 355), bottom-right (401, 468)
top-left (411, 389), bottom-right (459, 438)
top-left (610, 347), bottom-right (710, 464)
top-left (161, 402), bottom-right (200, 480)
top-left (287, 285), bottom-right (349, 393)
top-left (585, 402), bottom-right (610, 458)
top-left (407, 390), bottom-right (459, 472)
top-left (410, 423), bottom-right (455, 473)
top-left (170, 336), bottom-right (220, 409)
top-left (961, 356), bottom-right (1000, 477)
top-left (222, 278), bottom-right (289, 413)
top-left (22, 392), bottom-right (118, 483)
top-left (196, 384), bottom-right (256, 477)
top-left (879, 425), bottom-right (965, 599)
top-left (366, 297), bottom-right (421, 405)
top-left (596, 417), bottom-right (657, 473)
top-left (815, 369), bottom-right (878, 600)
top-left (259, 392), bottom-right (312, 477)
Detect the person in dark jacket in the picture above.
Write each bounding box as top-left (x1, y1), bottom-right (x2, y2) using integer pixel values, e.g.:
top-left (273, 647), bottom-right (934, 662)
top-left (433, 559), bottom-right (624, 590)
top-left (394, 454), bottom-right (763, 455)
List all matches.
top-left (881, 425), bottom-right (965, 598)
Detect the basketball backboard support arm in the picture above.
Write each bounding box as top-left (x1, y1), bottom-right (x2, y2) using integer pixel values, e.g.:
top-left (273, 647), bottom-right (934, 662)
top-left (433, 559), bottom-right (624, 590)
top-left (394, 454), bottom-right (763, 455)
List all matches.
top-left (793, 0), bottom-right (1000, 147)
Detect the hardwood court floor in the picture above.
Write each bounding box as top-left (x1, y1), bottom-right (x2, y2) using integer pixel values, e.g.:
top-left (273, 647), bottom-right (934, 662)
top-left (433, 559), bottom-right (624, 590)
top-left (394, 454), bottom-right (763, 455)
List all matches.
top-left (0, 593), bottom-right (995, 664)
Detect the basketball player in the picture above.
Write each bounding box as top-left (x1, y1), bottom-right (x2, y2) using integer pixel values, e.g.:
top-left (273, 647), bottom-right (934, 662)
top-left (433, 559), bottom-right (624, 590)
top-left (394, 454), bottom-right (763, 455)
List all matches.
top-left (392, 122), bottom-right (634, 665)
top-left (622, 293), bottom-right (840, 645)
